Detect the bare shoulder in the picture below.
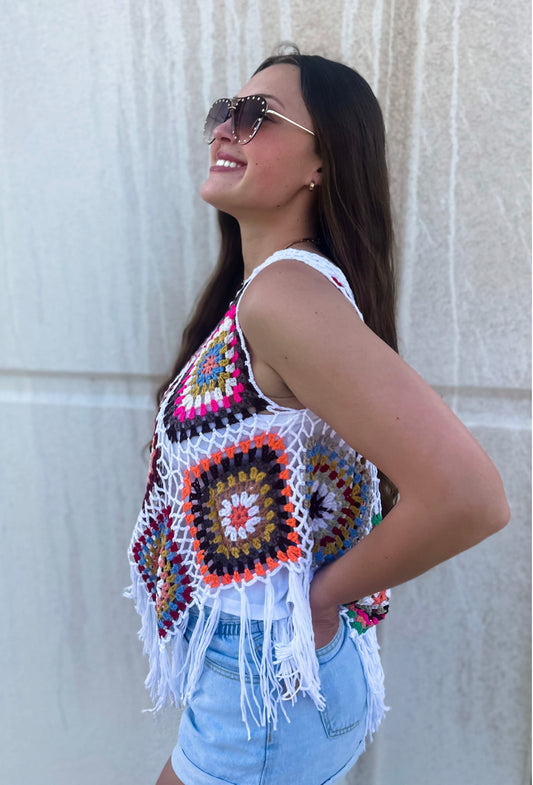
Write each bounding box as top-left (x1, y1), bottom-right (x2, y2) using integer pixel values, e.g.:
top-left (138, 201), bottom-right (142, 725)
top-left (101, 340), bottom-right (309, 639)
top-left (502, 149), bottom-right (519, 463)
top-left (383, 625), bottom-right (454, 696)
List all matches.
top-left (238, 257), bottom-right (362, 342)
top-left (240, 257), bottom-right (349, 304)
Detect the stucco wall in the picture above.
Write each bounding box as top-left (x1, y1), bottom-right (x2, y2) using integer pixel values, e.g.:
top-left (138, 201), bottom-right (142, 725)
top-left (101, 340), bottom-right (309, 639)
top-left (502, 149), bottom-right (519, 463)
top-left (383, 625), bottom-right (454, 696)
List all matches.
top-left (1, 2), bottom-right (530, 784)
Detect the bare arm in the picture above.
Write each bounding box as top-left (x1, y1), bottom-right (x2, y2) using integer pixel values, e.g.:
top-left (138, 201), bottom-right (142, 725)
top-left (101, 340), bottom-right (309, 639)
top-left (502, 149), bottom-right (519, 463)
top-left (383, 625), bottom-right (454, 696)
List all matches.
top-left (239, 261), bottom-right (510, 645)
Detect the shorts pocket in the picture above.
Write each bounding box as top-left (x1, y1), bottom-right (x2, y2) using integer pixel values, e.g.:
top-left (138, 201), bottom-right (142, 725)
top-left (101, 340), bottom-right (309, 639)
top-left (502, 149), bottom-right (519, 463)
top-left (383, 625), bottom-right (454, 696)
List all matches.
top-left (317, 621), bottom-right (367, 739)
top-left (203, 629), bottom-right (264, 683)
top-left (204, 646), bottom-right (261, 683)
top-left (315, 619), bottom-right (344, 659)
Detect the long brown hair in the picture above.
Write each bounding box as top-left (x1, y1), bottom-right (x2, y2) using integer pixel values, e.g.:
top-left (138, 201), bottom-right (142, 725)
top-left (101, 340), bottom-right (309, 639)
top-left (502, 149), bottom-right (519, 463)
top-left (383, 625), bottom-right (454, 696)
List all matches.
top-left (158, 46), bottom-right (398, 513)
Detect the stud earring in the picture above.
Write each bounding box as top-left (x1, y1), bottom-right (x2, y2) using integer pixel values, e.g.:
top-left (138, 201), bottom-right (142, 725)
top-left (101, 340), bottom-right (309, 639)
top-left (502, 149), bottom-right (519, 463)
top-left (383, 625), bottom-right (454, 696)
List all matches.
top-left (308, 181), bottom-right (315, 191)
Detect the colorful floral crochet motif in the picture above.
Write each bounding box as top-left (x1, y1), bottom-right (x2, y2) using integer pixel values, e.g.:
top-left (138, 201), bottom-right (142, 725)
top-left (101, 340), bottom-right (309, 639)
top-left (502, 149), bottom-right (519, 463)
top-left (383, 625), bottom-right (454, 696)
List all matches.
top-left (131, 506), bottom-right (193, 639)
top-left (304, 437), bottom-right (389, 634)
top-left (305, 439), bottom-right (375, 566)
top-left (143, 438), bottom-right (161, 505)
top-left (163, 302), bottom-right (268, 443)
top-left (345, 590), bottom-right (389, 633)
top-left (182, 433), bottom-right (301, 589)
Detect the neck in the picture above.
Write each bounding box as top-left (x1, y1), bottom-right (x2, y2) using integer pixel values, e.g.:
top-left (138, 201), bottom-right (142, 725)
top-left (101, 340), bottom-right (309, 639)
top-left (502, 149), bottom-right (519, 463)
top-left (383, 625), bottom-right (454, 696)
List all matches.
top-left (238, 216), bottom-right (317, 279)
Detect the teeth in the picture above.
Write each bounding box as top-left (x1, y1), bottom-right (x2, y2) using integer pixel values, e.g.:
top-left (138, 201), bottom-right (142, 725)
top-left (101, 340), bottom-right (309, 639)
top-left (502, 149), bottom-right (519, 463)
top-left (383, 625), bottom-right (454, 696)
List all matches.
top-left (215, 159), bottom-right (242, 168)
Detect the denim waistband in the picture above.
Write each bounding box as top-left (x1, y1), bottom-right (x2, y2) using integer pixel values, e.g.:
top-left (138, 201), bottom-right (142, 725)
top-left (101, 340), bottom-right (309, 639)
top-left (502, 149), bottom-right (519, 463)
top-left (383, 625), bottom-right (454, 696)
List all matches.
top-left (188, 608), bottom-right (266, 637)
top-left (187, 609), bottom-right (345, 655)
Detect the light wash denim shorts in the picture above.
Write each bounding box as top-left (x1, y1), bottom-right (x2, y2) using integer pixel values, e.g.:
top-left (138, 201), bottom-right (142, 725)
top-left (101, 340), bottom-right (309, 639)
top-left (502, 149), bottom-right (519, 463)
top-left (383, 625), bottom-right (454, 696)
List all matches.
top-left (171, 610), bottom-right (368, 785)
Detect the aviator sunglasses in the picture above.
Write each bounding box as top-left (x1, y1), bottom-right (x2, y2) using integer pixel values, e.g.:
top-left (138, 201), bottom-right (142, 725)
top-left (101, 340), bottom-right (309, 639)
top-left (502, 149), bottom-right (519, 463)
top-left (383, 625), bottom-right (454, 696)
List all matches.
top-left (203, 95), bottom-right (315, 145)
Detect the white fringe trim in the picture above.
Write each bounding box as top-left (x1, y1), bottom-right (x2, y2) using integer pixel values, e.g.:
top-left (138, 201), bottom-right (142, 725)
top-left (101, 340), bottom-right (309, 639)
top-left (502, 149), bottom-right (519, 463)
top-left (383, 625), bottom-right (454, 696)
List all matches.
top-left (273, 568), bottom-right (325, 710)
top-left (341, 608), bottom-right (389, 744)
top-left (126, 567), bottom-right (387, 746)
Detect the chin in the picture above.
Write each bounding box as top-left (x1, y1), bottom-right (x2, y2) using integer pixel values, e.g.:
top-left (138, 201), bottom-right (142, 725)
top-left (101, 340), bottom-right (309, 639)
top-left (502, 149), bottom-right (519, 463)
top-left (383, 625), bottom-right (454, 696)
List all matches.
top-left (200, 187), bottom-right (218, 207)
top-left (200, 182), bottom-right (238, 217)
top-left (200, 179), bottom-right (225, 207)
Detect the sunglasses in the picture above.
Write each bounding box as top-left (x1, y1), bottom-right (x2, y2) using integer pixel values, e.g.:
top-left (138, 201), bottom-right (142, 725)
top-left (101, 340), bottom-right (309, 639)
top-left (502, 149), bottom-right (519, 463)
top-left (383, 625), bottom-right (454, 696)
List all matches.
top-left (203, 95), bottom-right (315, 145)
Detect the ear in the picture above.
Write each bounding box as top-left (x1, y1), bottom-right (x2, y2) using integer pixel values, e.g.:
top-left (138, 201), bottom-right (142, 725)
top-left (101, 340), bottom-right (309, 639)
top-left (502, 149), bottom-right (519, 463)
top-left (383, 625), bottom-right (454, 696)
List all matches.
top-left (311, 165), bottom-right (323, 188)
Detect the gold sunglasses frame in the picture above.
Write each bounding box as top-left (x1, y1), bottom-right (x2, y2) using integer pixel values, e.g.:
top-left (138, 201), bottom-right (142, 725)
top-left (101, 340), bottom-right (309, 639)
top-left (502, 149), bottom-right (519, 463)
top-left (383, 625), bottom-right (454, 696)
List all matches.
top-left (204, 95), bottom-right (315, 145)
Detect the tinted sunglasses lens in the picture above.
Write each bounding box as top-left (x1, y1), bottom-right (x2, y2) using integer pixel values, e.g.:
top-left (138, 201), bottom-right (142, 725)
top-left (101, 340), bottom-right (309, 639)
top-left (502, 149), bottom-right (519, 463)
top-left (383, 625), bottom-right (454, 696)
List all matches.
top-left (233, 96), bottom-right (266, 143)
top-left (203, 99), bottom-right (231, 144)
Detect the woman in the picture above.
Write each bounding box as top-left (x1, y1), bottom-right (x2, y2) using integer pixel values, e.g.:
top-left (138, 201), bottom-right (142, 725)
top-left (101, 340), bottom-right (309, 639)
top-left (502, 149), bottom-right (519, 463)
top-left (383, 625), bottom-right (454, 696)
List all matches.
top-left (127, 48), bottom-right (509, 785)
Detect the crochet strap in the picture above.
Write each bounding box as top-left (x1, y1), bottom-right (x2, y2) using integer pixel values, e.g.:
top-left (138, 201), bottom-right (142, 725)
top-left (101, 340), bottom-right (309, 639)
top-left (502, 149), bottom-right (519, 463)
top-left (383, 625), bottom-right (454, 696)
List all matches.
top-left (240, 248), bottom-right (364, 321)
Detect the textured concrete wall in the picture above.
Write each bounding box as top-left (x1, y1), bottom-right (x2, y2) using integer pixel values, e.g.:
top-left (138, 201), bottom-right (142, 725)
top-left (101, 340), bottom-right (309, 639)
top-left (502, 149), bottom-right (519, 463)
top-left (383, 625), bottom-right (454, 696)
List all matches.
top-left (1, 2), bottom-right (530, 784)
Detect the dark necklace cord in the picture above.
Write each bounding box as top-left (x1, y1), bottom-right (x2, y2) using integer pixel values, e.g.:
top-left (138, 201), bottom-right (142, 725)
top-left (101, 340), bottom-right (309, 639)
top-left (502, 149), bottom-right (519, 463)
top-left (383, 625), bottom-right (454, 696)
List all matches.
top-left (284, 237), bottom-right (318, 249)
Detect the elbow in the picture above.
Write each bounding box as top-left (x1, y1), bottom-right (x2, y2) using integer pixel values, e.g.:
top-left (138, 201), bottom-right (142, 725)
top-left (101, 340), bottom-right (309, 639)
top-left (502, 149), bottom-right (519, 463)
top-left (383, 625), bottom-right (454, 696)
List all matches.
top-left (479, 500), bottom-right (510, 538)
top-left (465, 467), bottom-right (511, 540)
top-left (439, 491), bottom-right (510, 554)
top-left (488, 493), bottom-right (511, 534)
top-left (427, 463), bottom-right (511, 547)
top-left (485, 463), bottom-right (511, 534)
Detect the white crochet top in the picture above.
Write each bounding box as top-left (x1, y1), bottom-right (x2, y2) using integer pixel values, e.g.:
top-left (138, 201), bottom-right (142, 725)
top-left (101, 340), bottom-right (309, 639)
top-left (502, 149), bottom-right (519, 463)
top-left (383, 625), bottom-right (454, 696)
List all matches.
top-left (126, 249), bottom-right (389, 739)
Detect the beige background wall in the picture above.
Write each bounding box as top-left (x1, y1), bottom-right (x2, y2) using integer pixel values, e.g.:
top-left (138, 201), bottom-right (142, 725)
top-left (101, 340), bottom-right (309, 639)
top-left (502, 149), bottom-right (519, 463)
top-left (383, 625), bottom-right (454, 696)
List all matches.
top-left (1, 2), bottom-right (530, 784)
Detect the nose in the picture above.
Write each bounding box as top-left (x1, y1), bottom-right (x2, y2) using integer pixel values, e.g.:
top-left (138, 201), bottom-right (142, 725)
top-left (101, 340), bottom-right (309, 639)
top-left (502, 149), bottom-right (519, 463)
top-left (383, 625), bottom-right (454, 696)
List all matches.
top-left (212, 115), bottom-right (234, 142)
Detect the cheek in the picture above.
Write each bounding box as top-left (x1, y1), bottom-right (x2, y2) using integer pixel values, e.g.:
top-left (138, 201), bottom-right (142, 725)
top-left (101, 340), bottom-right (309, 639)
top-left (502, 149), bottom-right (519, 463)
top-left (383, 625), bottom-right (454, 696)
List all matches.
top-left (248, 151), bottom-right (304, 193)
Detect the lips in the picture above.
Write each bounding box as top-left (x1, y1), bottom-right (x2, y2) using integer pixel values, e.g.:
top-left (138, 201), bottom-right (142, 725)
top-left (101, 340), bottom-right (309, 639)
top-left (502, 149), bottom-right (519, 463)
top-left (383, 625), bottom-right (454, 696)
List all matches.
top-left (211, 151), bottom-right (246, 171)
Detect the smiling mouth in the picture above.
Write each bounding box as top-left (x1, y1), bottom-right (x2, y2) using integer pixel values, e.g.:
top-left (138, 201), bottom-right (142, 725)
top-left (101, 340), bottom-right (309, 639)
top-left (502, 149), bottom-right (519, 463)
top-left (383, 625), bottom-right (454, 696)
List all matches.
top-left (214, 158), bottom-right (245, 169)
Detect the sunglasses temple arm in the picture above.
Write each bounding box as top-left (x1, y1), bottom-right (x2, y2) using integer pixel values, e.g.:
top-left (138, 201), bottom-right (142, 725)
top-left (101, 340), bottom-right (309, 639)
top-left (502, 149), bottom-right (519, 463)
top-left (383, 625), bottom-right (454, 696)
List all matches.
top-left (265, 109), bottom-right (315, 136)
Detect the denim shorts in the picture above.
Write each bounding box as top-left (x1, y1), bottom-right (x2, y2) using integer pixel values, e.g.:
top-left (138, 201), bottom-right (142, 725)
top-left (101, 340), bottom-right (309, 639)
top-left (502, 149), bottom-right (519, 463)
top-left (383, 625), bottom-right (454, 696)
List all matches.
top-left (171, 610), bottom-right (368, 785)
